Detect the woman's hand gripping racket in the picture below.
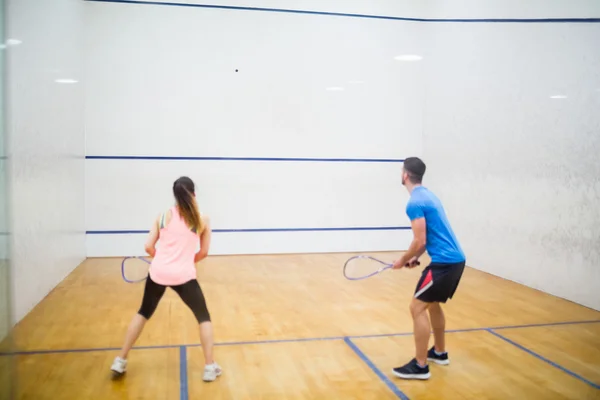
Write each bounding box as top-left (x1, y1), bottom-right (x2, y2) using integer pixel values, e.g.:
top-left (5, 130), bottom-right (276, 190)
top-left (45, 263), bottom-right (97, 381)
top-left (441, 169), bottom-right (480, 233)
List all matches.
top-left (121, 256), bottom-right (152, 283)
top-left (343, 255), bottom-right (420, 280)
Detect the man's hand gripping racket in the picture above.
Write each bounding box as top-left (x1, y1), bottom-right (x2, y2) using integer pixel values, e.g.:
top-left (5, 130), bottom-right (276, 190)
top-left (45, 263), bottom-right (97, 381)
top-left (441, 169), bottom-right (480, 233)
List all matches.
top-left (393, 257), bottom-right (421, 269)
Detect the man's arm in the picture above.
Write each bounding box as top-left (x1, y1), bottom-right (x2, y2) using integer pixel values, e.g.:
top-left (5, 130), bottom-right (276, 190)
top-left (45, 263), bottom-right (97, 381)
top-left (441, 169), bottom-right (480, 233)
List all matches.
top-left (393, 199), bottom-right (427, 269)
top-left (393, 217), bottom-right (426, 268)
top-left (412, 244), bottom-right (427, 260)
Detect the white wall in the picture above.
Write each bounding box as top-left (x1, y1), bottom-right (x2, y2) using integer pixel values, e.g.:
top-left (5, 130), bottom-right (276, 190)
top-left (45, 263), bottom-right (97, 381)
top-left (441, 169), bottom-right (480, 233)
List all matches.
top-left (6, 0), bottom-right (86, 323)
top-left (426, 0), bottom-right (600, 19)
top-left (83, 0), bottom-right (600, 310)
top-left (0, 0), bottom-right (8, 342)
top-left (423, 13), bottom-right (600, 309)
top-left (84, 0), bottom-right (425, 256)
top-left (92, 0), bottom-right (600, 20)
top-left (107, 0), bottom-right (430, 19)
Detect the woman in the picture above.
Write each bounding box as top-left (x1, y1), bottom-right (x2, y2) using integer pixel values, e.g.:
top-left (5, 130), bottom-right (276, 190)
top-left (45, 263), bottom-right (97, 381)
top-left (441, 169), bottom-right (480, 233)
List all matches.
top-left (110, 176), bottom-right (222, 382)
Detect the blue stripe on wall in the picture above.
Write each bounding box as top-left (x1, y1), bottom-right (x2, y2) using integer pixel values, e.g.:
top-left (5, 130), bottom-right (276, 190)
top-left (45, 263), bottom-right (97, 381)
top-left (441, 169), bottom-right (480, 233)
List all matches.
top-left (87, 226), bottom-right (412, 234)
top-left (86, 155), bottom-right (404, 163)
top-left (85, 0), bottom-right (600, 23)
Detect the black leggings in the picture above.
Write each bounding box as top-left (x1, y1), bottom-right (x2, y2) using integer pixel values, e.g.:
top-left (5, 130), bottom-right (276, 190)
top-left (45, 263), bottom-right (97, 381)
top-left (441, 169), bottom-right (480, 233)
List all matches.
top-left (138, 276), bottom-right (211, 324)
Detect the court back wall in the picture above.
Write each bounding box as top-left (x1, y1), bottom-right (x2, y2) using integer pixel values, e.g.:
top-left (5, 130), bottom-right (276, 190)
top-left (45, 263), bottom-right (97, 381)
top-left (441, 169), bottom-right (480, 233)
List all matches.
top-left (83, 1), bottom-right (600, 311)
top-left (83, 0), bottom-right (427, 257)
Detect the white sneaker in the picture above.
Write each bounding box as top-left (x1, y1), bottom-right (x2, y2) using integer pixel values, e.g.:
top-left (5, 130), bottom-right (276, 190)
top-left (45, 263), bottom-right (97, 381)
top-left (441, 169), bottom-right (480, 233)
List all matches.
top-left (203, 362), bottom-right (222, 382)
top-left (110, 356), bottom-right (127, 375)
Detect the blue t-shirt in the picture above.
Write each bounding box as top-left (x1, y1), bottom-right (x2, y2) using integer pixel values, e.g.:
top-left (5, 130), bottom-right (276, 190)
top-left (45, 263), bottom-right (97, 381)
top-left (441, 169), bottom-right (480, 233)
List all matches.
top-left (406, 186), bottom-right (465, 264)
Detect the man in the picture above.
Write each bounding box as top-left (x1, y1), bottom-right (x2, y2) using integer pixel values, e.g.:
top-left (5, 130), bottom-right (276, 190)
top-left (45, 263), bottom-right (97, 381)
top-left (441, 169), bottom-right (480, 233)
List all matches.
top-left (390, 157), bottom-right (466, 380)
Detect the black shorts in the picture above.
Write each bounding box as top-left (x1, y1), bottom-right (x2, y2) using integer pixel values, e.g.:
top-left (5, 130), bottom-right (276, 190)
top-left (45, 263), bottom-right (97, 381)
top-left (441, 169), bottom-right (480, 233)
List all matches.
top-left (414, 261), bottom-right (465, 303)
top-left (137, 276), bottom-right (211, 324)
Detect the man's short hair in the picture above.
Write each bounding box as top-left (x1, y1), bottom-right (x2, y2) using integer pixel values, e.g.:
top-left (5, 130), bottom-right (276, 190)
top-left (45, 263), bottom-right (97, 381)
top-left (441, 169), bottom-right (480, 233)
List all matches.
top-left (403, 157), bottom-right (426, 183)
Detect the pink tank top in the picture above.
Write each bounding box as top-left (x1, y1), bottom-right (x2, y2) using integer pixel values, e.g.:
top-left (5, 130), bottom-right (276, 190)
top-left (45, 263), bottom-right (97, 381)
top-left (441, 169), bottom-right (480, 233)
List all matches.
top-left (149, 206), bottom-right (199, 286)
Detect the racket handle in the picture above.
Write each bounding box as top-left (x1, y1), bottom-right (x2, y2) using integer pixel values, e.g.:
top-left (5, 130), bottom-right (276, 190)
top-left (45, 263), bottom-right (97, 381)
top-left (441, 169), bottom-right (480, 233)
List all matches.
top-left (404, 261), bottom-right (421, 267)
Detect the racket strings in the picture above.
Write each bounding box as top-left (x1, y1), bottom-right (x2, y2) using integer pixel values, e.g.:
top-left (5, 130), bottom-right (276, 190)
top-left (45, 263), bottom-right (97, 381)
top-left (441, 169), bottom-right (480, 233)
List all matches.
top-left (122, 257), bottom-right (151, 283)
top-left (343, 256), bottom-right (390, 280)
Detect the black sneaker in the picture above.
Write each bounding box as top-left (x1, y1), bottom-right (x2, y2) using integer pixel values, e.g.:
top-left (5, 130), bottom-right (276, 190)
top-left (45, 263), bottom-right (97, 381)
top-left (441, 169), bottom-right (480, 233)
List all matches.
top-left (427, 346), bottom-right (449, 365)
top-left (392, 358), bottom-right (431, 380)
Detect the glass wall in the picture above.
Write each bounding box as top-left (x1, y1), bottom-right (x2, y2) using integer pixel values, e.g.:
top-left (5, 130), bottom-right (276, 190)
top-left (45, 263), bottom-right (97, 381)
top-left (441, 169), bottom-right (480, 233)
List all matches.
top-left (0, 0), bottom-right (14, 396)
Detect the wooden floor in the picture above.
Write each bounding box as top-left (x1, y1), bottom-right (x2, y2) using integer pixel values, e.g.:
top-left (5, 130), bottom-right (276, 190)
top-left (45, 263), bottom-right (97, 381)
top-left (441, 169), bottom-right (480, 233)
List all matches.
top-left (1, 252), bottom-right (599, 399)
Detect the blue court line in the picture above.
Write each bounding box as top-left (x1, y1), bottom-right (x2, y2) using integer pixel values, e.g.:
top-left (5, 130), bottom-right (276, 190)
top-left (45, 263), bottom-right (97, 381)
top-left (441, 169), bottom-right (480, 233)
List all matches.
top-left (490, 319), bottom-right (600, 331)
top-left (335, 319), bottom-right (600, 340)
top-left (179, 346), bottom-right (189, 400)
top-left (85, 0), bottom-right (600, 23)
top-left (3, 319), bottom-right (598, 357)
top-left (0, 335), bottom-right (347, 357)
top-left (0, 343), bottom-right (173, 355)
top-left (344, 337), bottom-right (409, 400)
top-left (85, 155), bottom-right (405, 163)
top-left (214, 335), bottom-right (343, 347)
top-left (486, 329), bottom-right (600, 390)
top-left (3, 321), bottom-right (600, 391)
top-left (86, 226), bottom-right (412, 234)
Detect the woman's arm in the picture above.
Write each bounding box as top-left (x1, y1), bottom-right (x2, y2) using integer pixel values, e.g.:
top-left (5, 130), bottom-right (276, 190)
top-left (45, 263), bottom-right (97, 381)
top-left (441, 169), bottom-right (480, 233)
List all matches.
top-left (194, 215), bottom-right (212, 264)
top-left (144, 215), bottom-right (161, 257)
